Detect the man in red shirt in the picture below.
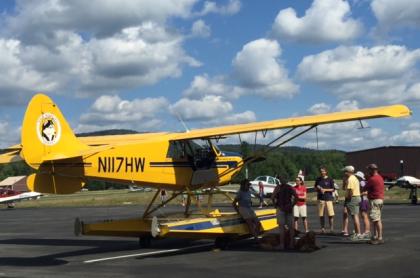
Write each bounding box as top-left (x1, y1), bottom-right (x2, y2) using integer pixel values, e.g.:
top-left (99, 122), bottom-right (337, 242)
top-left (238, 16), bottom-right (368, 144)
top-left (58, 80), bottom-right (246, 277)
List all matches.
top-left (293, 177), bottom-right (309, 233)
top-left (364, 164), bottom-right (385, 245)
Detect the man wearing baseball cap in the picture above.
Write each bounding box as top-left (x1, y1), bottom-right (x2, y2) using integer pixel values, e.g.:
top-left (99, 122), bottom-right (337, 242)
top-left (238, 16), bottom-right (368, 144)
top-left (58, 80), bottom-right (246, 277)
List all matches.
top-left (364, 164), bottom-right (385, 245)
top-left (342, 165), bottom-right (362, 240)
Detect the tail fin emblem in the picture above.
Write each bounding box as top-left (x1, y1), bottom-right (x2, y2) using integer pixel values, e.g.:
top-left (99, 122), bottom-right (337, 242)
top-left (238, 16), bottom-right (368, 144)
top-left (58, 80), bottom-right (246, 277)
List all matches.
top-left (36, 113), bottom-right (61, 146)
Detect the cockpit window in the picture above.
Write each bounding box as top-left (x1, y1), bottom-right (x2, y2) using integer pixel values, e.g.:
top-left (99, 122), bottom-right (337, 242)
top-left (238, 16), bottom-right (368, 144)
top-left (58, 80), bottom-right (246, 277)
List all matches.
top-left (167, 141), bottom-right (186, 159)
top-left (167, 139), bottom-right (216, 169)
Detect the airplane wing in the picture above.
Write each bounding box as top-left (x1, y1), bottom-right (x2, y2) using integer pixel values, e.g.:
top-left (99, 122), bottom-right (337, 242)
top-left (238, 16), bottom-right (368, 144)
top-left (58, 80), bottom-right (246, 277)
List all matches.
top-left (0, 104), bottom-right (411, 163)
top-left (170, 105), bottom-right (410, 140)
top-left (0, 191), bottom-right (42, 204)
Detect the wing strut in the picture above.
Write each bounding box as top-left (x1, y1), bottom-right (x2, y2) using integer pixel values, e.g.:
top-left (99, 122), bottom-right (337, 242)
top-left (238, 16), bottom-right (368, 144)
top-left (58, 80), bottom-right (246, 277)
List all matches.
top-left (217, 125), bottom-right (318, 180)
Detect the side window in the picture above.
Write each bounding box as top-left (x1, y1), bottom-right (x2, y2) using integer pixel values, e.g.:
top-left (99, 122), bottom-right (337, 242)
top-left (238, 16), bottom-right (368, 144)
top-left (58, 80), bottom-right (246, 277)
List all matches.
top-left (167, 141), bottom-right (185, 159)
top-left (256, 176), bottom-right (266, 182)
top-left (268, 177), bottom-right (275, 185)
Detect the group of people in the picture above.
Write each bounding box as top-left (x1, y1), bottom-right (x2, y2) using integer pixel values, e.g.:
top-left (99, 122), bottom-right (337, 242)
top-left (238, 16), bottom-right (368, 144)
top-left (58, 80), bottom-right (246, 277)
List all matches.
top-left (232, 163), bottom-right (385, 250)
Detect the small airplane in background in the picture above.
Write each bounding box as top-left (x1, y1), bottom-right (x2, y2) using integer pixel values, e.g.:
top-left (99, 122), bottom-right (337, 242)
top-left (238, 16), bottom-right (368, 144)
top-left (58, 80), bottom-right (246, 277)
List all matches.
top-left (386, 176), bottom-right (420, 204)
top-left (0, 189), bottom-right (41, 208)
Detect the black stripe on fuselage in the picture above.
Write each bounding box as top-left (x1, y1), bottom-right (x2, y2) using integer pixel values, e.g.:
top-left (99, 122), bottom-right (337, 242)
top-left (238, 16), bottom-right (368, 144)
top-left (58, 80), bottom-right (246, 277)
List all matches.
top-left (149, 161), bottom-right (238, 169)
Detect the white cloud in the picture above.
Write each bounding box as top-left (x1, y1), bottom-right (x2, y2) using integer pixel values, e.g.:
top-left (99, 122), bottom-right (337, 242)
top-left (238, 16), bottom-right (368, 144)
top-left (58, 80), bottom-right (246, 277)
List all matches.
top-left (371, 0), bottom-right (420, 31)
top-left (170, 95), bottom-right (233, 121)
top-left (298, 45), bottom-right (420, 83)
top-left (335, 100), bottom-right (359, 111)
top-left (0, 39), bottom-right (61, 104)
top-left (232, 39), bottom-right (298, 98)
top-left (391, 129), bottom-right (420, 145)
top-left (0, 1), bottom-right (206, 103)
top-left (272, 0), bottom-right (362, 43)
top-left (170, 95), bottom-right (256, 127)
top-left (7, 0), bottom-right (198, 43)
top-left (0, 120), bottom-right (21, 148)
top-left (0, 23), bottom-right (200, 101)
top-left (298, 45), bottom-right (420, 104)
top-left (183, 74), bottom-right (244, 99)
top-left (78, 23), bottom-right (200, 96)
top-left (191, 20), bottom-right (211, 38)
top-left (78, 95), bottom-right (169, 132)
top-left (308, 103), bottom-right (331, 114)
top-left (195, 0), bottom-right (241, 16)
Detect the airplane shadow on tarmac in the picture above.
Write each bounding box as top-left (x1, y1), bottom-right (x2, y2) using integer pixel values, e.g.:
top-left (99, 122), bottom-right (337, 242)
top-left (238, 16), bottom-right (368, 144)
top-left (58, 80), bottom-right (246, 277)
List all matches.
top-left (0, 238), bottom-right (142, 266)
top-left (0, 237), bottom-right (327, 266)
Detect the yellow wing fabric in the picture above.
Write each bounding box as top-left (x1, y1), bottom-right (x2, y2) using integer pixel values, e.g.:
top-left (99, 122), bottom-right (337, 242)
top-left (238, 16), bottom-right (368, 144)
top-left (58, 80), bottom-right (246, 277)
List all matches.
top-left (171, 105), bottom-right (411, 140)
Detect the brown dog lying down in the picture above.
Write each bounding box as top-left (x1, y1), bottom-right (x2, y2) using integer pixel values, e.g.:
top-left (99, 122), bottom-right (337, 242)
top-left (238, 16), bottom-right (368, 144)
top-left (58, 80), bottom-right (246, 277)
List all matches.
top-left (260, 231), bottom-right (320, 252)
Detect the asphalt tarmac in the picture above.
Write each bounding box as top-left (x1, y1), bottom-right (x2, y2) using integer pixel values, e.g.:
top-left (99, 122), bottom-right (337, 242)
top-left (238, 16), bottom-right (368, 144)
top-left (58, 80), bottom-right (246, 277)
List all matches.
top-left (1, 203), bottom-right (419, 278)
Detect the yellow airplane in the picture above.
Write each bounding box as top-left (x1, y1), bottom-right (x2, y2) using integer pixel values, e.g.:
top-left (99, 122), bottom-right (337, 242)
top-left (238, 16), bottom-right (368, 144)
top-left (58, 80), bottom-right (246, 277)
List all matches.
top-left (0, 94), bottom-right (411, 246)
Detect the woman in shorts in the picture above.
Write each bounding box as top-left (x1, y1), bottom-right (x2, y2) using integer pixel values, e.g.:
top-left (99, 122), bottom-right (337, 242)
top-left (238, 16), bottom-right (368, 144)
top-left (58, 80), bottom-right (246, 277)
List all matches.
top-left (356, 171), bottom-right (371, 239)
top-left (293, 177), bottom-right (309, 233)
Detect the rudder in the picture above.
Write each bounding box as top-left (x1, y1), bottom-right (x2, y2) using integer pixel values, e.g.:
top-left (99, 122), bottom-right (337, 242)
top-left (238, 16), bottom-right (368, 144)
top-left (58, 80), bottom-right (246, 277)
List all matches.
top-left (21, 93), bottom-right (89, 169)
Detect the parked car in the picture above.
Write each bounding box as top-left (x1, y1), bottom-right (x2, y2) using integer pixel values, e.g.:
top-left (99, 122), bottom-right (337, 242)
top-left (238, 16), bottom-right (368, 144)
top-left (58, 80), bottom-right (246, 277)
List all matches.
top-left (249, 176), bottom-right (279, 197)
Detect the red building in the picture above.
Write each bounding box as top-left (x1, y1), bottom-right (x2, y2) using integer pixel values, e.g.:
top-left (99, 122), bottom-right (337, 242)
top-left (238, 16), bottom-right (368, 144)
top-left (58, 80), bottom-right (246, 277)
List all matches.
top-left (346, 146), bottom-right (420, 180)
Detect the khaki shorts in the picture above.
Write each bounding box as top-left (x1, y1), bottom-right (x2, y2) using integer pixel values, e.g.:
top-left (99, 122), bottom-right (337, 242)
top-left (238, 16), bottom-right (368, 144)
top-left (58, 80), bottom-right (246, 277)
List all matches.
top-left (318, 200), bottom-right (335, 217)
top-left (344, 196), bottom-right (361, 216)
top-left (239, 206), bottom-right (257, 220)
top-left (293, 205), bottom-right (307, 218)
top-left (369, 199), bottom-right (383, 222)
top-left (276, 209), bottom-right (293, 228)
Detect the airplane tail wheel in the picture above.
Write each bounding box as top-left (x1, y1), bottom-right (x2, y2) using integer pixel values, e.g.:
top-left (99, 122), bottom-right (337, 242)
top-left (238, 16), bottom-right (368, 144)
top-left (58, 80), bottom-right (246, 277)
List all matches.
top-left (139, 235), bottom-right (152, 248)
top-left (215, 237), bottom-right (230, 250)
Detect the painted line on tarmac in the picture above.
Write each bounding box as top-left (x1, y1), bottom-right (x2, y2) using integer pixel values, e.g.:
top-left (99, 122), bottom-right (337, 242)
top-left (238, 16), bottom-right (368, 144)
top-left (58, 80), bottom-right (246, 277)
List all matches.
top-left (84, 243), bottom-right (214, 264)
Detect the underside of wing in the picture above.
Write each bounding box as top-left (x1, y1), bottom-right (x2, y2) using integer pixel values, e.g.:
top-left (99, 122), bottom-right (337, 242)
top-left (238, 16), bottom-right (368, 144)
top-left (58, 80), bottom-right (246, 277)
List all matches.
top-left (170, 104), bottom-right (411, 141)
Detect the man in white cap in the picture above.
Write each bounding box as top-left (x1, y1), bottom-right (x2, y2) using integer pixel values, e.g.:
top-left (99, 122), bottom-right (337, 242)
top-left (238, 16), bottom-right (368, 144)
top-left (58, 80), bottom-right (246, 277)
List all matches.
top-left (342, 165), bottom-right (362, 240)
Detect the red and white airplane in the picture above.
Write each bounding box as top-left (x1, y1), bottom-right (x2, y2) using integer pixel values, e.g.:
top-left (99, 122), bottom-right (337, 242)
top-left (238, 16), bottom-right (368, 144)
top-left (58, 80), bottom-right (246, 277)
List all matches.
top-left (0, 189), bottom-right (42, 208)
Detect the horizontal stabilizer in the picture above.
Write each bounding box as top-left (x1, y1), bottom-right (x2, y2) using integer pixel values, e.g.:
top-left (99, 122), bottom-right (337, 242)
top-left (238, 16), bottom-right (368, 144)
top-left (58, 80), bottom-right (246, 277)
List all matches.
top-left (0, 150), bottom-right (23, 163)
top-left (41, 145), bottom-right (112, 161)
top-left (27, 173), bottom-right (85, 194)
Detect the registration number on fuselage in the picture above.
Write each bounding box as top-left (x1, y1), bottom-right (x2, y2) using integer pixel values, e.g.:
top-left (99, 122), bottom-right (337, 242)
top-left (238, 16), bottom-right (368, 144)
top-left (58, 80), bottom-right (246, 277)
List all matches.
top-left (98, 157), bottom-right (146, 173)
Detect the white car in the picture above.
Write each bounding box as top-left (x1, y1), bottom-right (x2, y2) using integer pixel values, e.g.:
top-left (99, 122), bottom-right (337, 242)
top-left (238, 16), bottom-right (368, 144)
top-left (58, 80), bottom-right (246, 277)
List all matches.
top-left (249, 176), bottom-right (279, 197)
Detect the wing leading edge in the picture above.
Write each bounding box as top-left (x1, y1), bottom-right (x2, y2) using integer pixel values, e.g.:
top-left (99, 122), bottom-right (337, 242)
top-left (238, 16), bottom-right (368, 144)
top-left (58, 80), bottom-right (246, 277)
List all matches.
top-left (171, 104), bottom-right (411, 141)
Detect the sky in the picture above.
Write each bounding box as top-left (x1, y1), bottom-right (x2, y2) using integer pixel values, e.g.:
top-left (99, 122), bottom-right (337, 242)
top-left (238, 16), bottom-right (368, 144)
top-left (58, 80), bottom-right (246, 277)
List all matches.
top-left (0, 0), bottom-right (419, 151)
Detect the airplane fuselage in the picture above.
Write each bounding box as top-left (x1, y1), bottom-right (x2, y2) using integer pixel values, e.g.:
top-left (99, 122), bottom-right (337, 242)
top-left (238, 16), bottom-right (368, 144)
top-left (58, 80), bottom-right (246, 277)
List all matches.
top-left (50, 136), bottom-right (244, 191)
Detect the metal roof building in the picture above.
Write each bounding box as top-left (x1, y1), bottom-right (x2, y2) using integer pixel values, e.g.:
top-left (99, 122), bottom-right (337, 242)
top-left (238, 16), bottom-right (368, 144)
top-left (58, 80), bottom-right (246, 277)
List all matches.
top-left (0, 176), bottom-right (28, 192)
top-left (346, 146), bottom-right (420, 179)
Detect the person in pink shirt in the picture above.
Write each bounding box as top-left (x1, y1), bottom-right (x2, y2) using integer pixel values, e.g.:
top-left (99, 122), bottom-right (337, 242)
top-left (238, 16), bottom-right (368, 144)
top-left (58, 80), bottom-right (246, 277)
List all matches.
top-left (293, 177), bottom-right (309, 233)
top-left (364, 164), bottom-right (385, 245)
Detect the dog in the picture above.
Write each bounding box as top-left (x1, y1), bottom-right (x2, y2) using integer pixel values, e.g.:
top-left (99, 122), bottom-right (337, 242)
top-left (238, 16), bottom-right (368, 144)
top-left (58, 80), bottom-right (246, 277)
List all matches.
top-left (259, 230), bottom-right (320, 252)
top-left (295, 231), bottom-right (320, 252)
